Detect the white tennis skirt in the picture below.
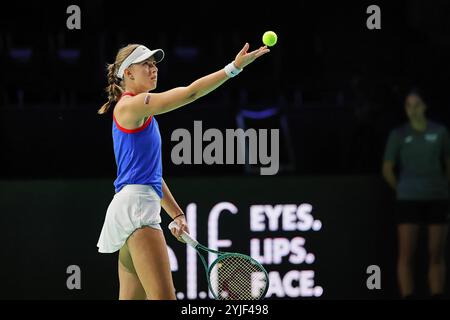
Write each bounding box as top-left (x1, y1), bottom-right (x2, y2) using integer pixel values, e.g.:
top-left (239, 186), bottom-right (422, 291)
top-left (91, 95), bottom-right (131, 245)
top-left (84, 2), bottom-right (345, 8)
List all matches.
top-left (97, 184), bottom-right (162, 253)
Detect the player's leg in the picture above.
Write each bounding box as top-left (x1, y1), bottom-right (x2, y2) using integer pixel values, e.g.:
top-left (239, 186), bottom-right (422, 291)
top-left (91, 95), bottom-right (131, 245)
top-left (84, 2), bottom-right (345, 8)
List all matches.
top-left (427, 224), bottom-right (448, 297)
top-left (118, 243), bottom-right (146, 300)
top-left (126, 226), bottom-right (176, 300)
top-left (397, 223), bottom-right (420, 298)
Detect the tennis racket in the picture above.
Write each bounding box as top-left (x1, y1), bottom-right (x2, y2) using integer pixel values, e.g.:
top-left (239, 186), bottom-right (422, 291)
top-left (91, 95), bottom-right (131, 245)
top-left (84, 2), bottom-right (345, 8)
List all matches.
top-left (168, 221), bottom-right (269, 300)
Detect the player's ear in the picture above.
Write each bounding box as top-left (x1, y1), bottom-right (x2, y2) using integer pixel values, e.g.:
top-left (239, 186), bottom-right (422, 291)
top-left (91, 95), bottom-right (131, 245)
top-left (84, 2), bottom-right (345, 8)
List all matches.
top-left (124, 68), bottom-right (135, 81)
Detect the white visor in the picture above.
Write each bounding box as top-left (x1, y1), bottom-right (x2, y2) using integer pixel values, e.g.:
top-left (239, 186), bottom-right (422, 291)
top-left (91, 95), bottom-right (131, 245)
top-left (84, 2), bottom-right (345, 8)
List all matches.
top-left (116, 45), bottom-right (164, 79)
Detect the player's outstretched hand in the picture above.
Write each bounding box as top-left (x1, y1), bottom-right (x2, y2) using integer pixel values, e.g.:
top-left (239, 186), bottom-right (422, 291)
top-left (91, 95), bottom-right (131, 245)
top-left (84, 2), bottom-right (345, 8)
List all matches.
top-left (234, 43), bottom-right (270, 69)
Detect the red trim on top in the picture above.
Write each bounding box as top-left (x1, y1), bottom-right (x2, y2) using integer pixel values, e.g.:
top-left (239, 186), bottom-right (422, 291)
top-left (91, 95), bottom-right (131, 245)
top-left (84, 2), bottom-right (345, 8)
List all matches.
top-left (121, 92), bottom-right (136, 98)
top-left (114, 92), bottom-right (152, 134)
top-left (113, 114), bottom-right (153, 134)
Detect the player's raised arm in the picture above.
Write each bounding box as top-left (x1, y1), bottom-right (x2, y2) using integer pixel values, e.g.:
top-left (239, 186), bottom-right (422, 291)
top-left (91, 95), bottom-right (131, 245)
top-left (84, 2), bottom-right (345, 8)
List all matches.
top-left (120, 43), bottom-right (270, 118)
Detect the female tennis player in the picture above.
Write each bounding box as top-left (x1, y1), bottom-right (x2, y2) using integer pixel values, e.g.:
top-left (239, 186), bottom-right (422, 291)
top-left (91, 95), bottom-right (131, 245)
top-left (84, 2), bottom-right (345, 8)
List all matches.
top-left (96, 42), bottom-right (269, 300)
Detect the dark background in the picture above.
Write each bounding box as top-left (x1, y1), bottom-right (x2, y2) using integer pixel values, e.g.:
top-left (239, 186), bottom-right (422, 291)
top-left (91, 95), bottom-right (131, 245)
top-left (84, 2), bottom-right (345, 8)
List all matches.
top-left (0, 177), bottom-right (401, 300)
top-left (0, 0), bottom-right (449, 299)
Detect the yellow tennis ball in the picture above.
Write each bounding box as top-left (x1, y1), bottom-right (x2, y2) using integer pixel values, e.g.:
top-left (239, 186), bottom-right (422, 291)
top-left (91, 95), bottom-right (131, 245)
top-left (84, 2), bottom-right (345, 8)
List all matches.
top-left (262, 31), bottom-right (277, 47)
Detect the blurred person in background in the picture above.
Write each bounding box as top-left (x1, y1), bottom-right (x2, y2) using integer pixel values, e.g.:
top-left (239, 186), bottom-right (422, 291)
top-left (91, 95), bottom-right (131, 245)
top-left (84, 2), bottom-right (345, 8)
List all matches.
top-left (382, 90), bottom-right (450, 299)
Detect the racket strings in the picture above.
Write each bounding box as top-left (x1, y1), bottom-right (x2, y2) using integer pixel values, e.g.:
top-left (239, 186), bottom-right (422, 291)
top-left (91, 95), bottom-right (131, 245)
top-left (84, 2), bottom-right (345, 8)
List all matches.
top-left (210, 255), bottom-right (268, 300)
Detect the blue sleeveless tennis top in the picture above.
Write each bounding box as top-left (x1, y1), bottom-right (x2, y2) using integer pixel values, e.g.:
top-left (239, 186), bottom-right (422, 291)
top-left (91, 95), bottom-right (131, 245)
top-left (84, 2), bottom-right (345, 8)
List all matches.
top-left (112, 92), bottom-right (163, 198)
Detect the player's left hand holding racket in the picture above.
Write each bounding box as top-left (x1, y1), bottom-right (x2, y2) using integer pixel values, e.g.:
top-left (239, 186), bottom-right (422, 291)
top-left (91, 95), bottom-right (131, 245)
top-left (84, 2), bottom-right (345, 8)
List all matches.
top-left (170, 214), bottom-right (189, 243)
top-left (169, 221), bottom-right (269, 300)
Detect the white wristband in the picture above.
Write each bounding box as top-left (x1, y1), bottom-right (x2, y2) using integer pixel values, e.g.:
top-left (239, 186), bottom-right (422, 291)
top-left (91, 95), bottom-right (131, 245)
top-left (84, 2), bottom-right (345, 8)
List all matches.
top-left (224, 61), bottom-right (242, 78)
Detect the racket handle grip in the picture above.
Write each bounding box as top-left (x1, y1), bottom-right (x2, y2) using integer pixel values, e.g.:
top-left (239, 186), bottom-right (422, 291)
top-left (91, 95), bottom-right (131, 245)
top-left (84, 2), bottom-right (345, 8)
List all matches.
top-left (168, 221), bottom-right (199, 248)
